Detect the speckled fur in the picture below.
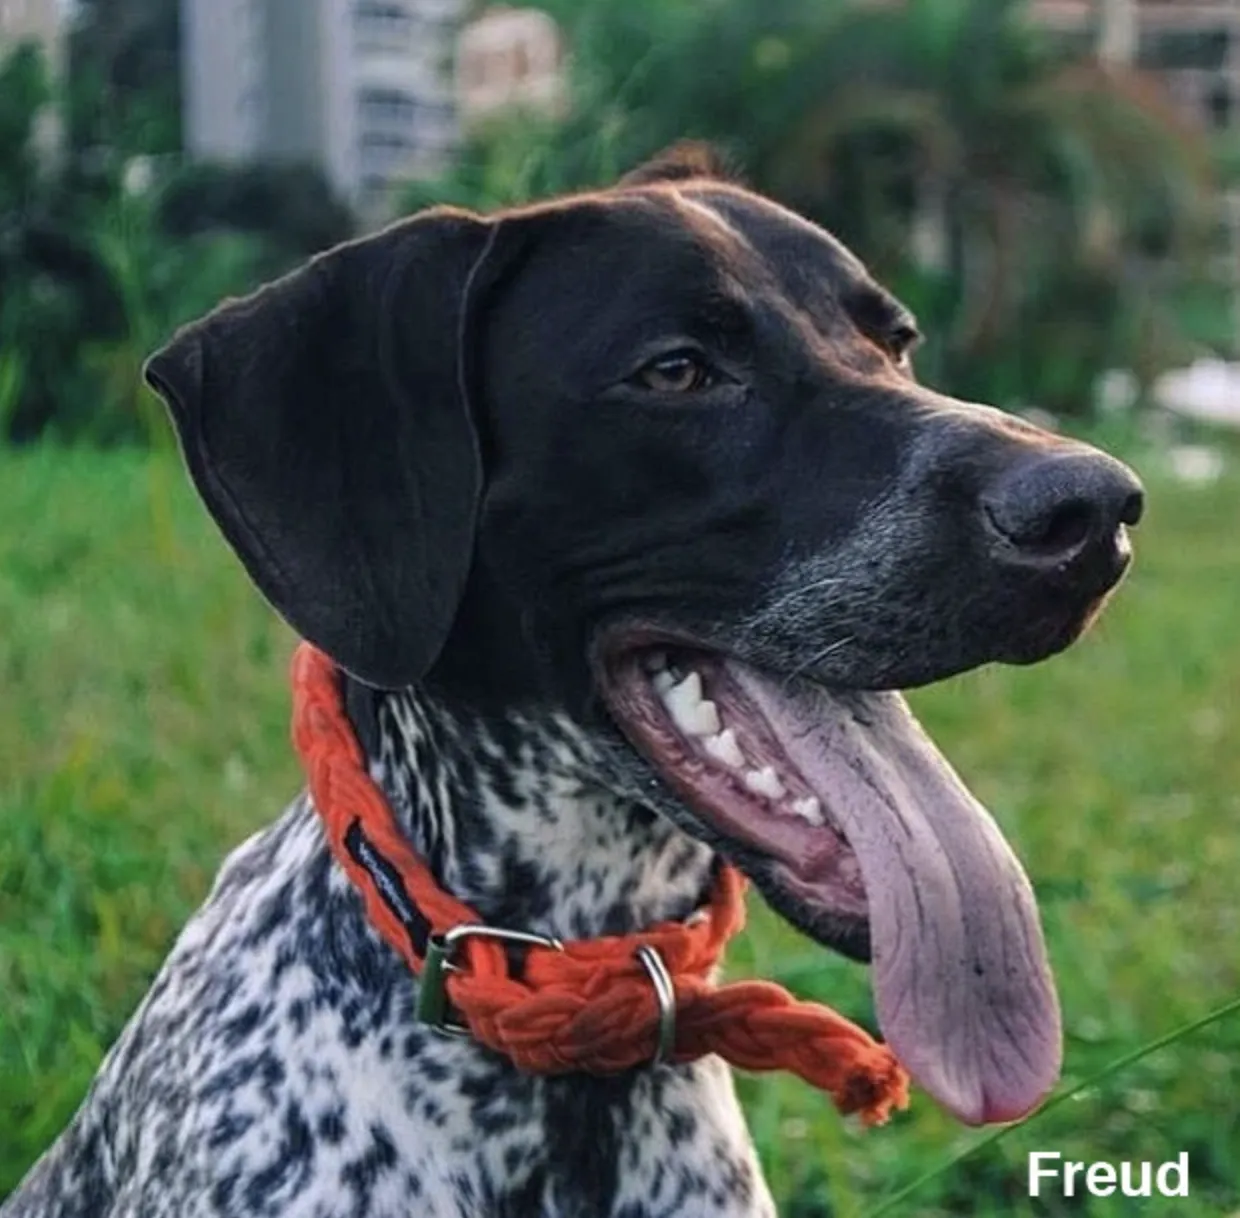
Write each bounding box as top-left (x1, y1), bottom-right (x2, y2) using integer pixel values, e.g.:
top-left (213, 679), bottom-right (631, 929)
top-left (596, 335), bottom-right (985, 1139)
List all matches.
top-left (3, 684), bottom-right (775, 1218)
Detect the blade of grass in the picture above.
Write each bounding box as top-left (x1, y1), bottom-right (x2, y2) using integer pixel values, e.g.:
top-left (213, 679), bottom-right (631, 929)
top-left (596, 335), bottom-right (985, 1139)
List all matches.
top-left (864, 993), bottom-right (1240, 1218)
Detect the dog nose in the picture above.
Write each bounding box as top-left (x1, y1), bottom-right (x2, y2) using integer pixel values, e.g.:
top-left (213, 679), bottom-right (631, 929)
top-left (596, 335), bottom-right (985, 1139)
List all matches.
top-left (981, 449), bottom-right (1144, 572)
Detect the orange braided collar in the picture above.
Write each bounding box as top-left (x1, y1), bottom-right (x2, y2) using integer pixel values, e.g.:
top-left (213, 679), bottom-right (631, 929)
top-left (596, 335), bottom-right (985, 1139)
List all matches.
top-left (291, 642), bottom-right (910, 1126)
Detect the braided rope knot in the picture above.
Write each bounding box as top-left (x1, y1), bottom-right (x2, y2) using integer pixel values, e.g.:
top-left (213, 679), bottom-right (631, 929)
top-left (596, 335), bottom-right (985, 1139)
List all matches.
top-left (291, 642), bottom-right (910, 1128)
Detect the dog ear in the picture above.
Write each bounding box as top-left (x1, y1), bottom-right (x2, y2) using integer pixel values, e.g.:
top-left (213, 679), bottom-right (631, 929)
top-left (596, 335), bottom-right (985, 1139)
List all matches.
top-left (620, 141), bottom-right (740, 187)
top-left (144, 208), bottom-right (498, 689)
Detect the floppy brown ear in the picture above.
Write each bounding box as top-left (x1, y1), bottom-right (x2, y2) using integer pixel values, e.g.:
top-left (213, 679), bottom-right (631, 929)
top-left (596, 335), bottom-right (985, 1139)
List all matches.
top-left (144, 207), bottom-right (498, 689)
top-left (619, 141), bottom-right (740, 187)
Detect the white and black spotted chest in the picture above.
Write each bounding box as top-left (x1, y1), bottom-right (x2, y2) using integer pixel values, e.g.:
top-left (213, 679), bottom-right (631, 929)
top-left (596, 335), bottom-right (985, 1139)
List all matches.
top-left (3, 691), bottom-right (776, 1218)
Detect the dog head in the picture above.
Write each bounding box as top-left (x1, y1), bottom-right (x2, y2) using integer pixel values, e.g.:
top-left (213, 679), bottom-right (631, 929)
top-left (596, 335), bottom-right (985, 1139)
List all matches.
top-left (146, 144), bottom-right (1142, 1127)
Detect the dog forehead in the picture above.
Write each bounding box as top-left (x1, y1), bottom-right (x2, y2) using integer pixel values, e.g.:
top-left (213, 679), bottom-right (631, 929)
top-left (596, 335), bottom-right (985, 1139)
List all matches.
top-left (681, 186), bottom-right (877, 297)
top-left (500, 184), bottom-right (880, 326)
top-left (478, 185), bottom-right (899, 393)
top-left (478, 193), bottom-right (753, 371)
top-left (504, 190), bottom-right (745, 293)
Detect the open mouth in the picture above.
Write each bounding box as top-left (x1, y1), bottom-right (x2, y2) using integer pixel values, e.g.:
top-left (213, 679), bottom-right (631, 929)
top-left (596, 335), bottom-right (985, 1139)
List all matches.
top-left (599, 637), bottom-right (1062, 1127)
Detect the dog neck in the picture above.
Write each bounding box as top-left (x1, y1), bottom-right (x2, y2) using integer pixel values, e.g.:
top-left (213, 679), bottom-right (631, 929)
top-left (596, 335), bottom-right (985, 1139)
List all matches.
top-left (345, 676), bottom-right (717, 941)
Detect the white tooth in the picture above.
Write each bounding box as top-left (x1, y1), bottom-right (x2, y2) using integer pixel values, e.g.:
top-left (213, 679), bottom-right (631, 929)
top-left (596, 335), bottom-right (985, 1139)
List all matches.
top-left (661, 671), bottom-right (705, 735)
top-left (659, 670), bottom-right (720, 738)
top-left (643, 650), bottom-right (669, 673)
top-left (653, 670), bottom-right (676, 695)
top-left (744, 766), bottom-right (786, 800)
top-left (671, 671), bottom-right (702, 703)
top-left (704, 728), bottom-right (745, 768)
top-left (791, 796), bottom-right (824, 826)
top-left (685, 699), bottom-right (721, 737)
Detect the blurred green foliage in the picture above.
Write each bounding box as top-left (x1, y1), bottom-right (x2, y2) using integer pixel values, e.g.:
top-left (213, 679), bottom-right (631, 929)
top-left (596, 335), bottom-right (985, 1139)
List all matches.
top-left (0, 27), bottom-right (353, 443)
top-left (1, 428), bottom-right (1237, 1212)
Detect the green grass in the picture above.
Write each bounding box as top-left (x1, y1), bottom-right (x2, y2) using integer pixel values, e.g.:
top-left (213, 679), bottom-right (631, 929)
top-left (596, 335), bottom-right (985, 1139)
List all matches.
top-left (1, 436), bottom-right (1238, 1214)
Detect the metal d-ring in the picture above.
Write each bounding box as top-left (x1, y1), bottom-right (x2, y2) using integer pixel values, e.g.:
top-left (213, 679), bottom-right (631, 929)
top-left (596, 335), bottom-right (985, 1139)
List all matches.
top-left (634, 944), bottom-right (677, 1067)
top-left (417, 923), bottom-right (564, 1037)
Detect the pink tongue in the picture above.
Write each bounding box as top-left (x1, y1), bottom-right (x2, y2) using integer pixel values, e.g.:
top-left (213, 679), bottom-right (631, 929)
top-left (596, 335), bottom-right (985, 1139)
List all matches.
top-left (731, 667), bottom-right (1061, 1126)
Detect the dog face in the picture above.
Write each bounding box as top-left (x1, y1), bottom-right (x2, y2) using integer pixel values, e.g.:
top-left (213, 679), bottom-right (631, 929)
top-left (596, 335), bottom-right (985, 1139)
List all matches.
top-left (472, 181), bottom-right (1139, 696)
top-left (146, 146), bottom-right (1142, 1129)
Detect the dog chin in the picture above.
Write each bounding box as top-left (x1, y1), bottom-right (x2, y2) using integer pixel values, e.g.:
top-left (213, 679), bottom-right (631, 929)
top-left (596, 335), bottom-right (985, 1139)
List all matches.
top-left (994, 594), bottom-right (1113, 668)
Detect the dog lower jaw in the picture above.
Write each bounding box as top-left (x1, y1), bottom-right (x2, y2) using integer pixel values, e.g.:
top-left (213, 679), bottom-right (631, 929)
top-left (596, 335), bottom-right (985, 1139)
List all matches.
top-left (595, 644), bottom-right (877, 967)
top-left (596, 636), bottom-right (1064, 1128)
top-left (597, 645), bottom-right (872, 953)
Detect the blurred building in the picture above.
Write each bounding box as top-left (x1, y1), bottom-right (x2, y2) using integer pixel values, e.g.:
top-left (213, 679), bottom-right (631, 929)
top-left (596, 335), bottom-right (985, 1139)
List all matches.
top-left (861, 1), bottom-right (1240, 131)
top-left (0, 0), bottom-right (69, 155)
top-left (456, 6), bottom-right (565, 126)
top-left (1033, 1), bottom-right (1240, 130)
top-left (182, 0), bottom-right (463, 216)
top-left (1033, 1), bottom-right (1240, 344)
top-left (0, 0), bottom-right (64, 50)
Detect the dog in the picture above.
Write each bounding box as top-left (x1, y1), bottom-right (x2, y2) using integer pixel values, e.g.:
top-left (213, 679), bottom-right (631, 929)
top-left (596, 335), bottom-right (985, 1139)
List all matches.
top-left (3, 143), bottom-right (1143, 1217)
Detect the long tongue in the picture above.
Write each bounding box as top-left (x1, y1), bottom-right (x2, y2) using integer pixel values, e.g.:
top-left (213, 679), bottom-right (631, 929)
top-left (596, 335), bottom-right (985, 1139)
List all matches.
top-left (732, 667), bottom-right (1061, 1126)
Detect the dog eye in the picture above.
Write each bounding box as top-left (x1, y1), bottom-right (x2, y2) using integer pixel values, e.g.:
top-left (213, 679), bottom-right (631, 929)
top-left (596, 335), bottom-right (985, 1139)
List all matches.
top-left (887, 325), bottom-right (921, 364)
top-left (633, 351), bottom-right (717, 394)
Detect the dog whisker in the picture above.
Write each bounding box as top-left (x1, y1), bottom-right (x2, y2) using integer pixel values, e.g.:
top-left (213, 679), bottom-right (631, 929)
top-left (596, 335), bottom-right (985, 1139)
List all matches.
top-left (779, 636), bottom-right (855, 691)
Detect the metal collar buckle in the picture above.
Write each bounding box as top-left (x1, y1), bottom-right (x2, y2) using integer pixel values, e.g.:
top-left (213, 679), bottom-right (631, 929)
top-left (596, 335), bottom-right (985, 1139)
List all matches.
top-left (635, 944), bottom-right (677, 1066)
top-left (416, 924), bottom-right (564, 1036)
top-left (415, 926), bottom-right (678, 1070)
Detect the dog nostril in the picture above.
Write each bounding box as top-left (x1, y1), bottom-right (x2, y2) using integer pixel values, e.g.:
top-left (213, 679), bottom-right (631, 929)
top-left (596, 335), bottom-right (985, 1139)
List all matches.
top-left (1028, 499), bottom-right (1094, 555)
top-left (986, 498), bottom-right (1094, 557)
top-left (1119, 489), bottom-right (1144, 528)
